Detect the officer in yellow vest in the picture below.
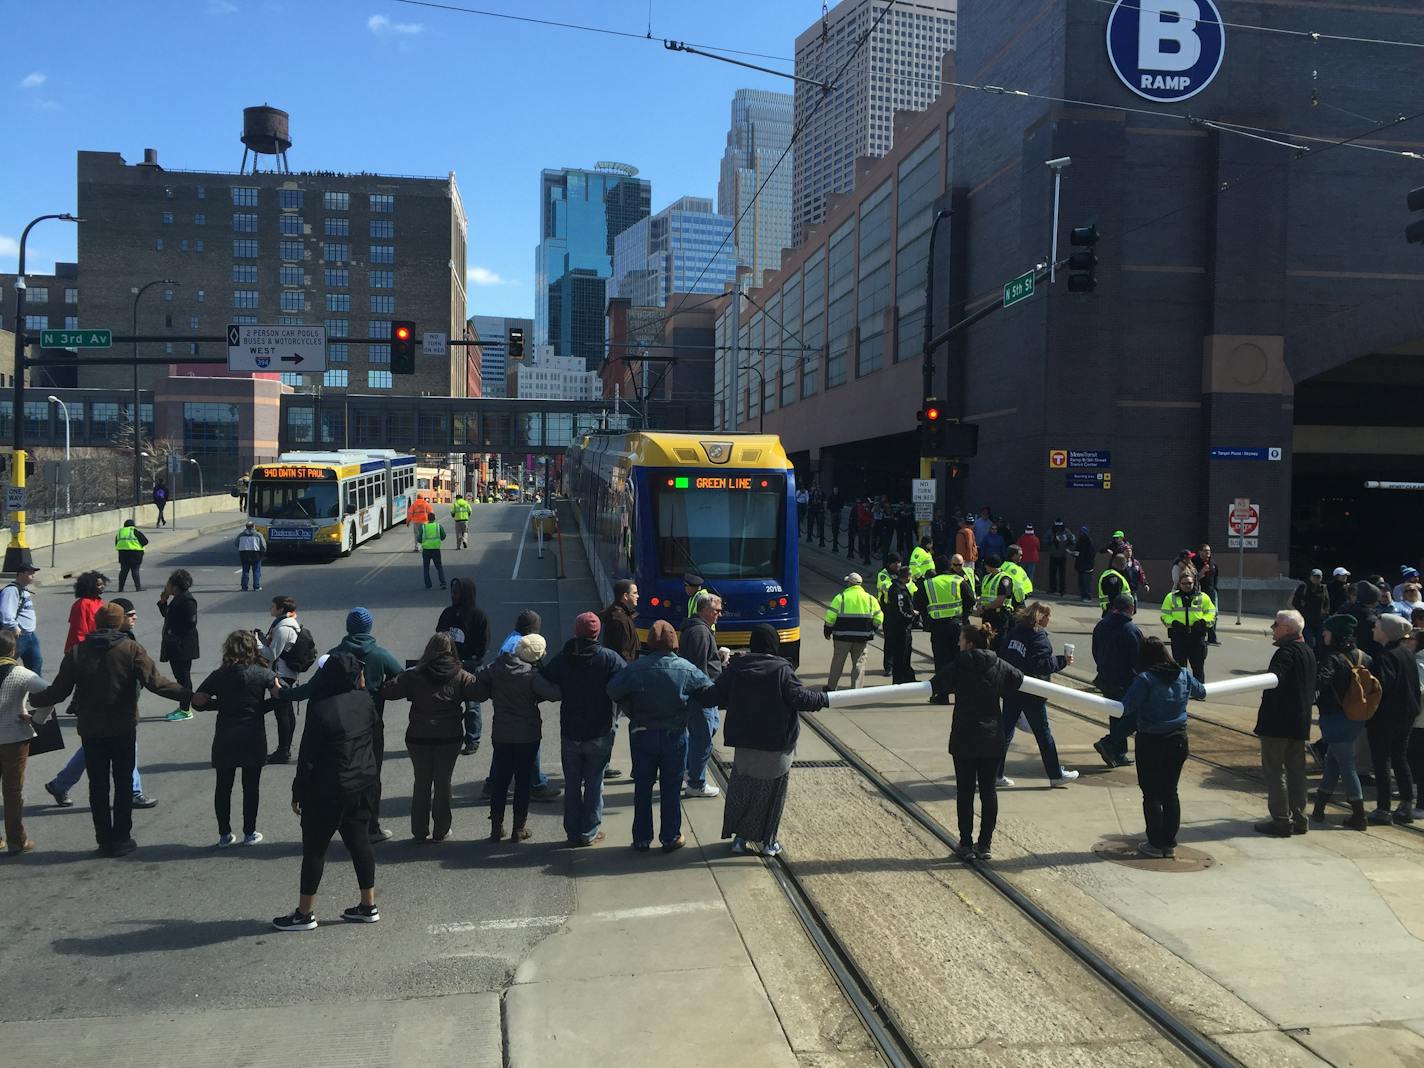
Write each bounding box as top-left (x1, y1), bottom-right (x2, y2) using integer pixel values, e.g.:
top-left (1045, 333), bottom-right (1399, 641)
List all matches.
top-left (419, 518), bottom-right (447, 590)
top-left (824, 571), bottom-right (883, 691)
top-left (1097, 553), bottom-right (1130, 616)
top-left (1160, 569), bottom-right (1217, 682)
top-left (451, 493), bottom-right (473, 549)
top-left (908, 536), bottom-right (934, 583)
top-left (875, 554), bottom-right (916, 674)
top-left (918, 555), bottom-right (970, 673)
top-left (999, 545), bottom-right (1034, 606)
top-left (978, 555), bottom-right (1016, 638)
top-left (115, 518), bottom-right (148, 593)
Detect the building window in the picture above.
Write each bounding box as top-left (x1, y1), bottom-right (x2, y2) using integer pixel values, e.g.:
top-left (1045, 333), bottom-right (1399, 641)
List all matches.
top-left (279, 240), bottom-right (304, 261)
top-left (323, 191), bottom-right (349, 211)
top-left (369, 219), bottom-right (394, 238)
top-left (232, 213), bottom-right (258, 232)
top-left (232, 239), bottom-right (258, 258)
top-left (369, 194), bottom-right (394, 213)
top-left (63, 287), bottom-right (78, 304)
top-left (197, 289), bottom-right (206, 303)
top-left (279, 214), bottom-right (303, 236)
top-left (324, 217), bottom-right (349, 237)
top-left (232, 186), bottom-right (258, 206)
top-left (368, 370), bottom-right (393, 389)
top-left (280, 292), bottom-right (304, 312)
top-left (164, 343), bottom-right (173, 354)
top-left (164, 187), bottom-right (174, 200)
top-left (190, 342), bottom-right (200, 355)
top-left (324, 268), bottom-right (349, 288)
top-left (279, 189), bottom-right (304, 210)
top-left (369, 344), bottom-right (390, 365)
top-left (323, 242), bottom-right (350, 262)
top-left (281, 373), bottom-right (305, 389)
top-left (328, 343), bottom-right (348, 363)
top-left (196, 185), bottom-right (205, 200)
top-left (190, 316), bottom-right (199, 330)
top-left (279, 315), bottom-right (304, 326)
top-left (232, 264), bottom-right (257, 283)
top-left (324, 369), bottom-right (349, 388)
top-left (195, 239), bottom-right (204, 252)
top-left (28, 288), bottom-right (48, 303)
top-left (367, 320), bottom-right (391, 339)
top-left (155, 238), bottom-right (164, 251)
top-left (24, 315), bottom-right (47, 331)
top-left (287, 406), bottom-right (314, 442)
top-left (91, 402), bottom-right (120, 441)
top-left (232, 315), bottom-right (256, 325)
top-left (324, 318), bottom-right (348, 337)
top-left (194, 213), bottom-right (205, 226)
top-left (369, 245), bottom-right (394, 264)
top-left (64, 315), bottom-right (79, 330)
top-left (232, 290), bottom-right (259, 309)
top-left (162, 211), bottom-right (174, 225)
top-left (163, 288), bottom-right (174, 302)
top-left (279, 265), bottom-right (303, 286)
top-left (369, 295), bottom-right (395, 314)
top-left (182, 402), bottom-right (240, 454)
top-left (179, 239), bottom-right (189, 252)
top-left (325, 293), bottom-right (351, 312)
top-left (368, 270), bottom-right (393, 288)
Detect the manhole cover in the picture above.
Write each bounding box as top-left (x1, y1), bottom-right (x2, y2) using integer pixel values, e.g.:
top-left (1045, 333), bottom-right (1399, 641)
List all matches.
top-left (1092, 834), bottom-right (1216, 872)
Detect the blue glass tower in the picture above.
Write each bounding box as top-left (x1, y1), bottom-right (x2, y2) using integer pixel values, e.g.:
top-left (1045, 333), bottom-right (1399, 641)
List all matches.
top-left (610, 197), bottom-right (737, 308)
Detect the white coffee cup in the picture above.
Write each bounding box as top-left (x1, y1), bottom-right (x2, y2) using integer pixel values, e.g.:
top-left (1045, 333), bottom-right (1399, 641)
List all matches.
top-left (1063, 643), bottom-right (1075, 659)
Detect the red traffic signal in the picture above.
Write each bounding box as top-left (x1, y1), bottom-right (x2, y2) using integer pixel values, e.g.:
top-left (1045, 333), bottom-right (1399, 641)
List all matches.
top-left (924, 405), bottom-right (941, 422)
top-left (391, 319), bottom-right (417, 374)
top-left (394, 324), bottom-right (412, 342)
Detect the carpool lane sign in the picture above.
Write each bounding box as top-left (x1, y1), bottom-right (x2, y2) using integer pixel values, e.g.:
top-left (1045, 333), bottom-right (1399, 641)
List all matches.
top-left (1106, 0), bottom-right (1225, 104)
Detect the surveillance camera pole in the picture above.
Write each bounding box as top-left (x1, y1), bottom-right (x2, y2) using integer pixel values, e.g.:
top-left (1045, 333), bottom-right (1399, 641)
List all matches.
top-left (1046, 157), bottom-right (1071, 284)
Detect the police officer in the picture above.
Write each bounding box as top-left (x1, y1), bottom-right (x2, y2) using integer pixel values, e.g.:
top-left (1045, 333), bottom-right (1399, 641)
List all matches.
top-left (978, 555), bottom-right (1014, 639)
top-left (908, 535), bottom-right (934, 584)
top-left (999, 545), bottom-right (1033, 604)
top-left (876, 554), bottom-right (915, 675)
top-left (683, 572), bottom-right (705, 621)
top-left (419, 516), bottom-right (448, 590)
top-left (824, 571), bottom-right (882, 691)
top-left (1098, 553), bottom-right (1130, 616)
top-left (115, 518), bottom-right (149, 593)
top-left (451, 493), bottom-right (473, 549)
top-left (1160, 568), bottom-right (1216, 683)
top-left (884, 567), bottom-right (918, 684)
top-left (918, 554), bottom-right (970, 674)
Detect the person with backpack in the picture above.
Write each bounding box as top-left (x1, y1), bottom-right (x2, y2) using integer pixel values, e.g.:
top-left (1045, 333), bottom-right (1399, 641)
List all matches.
top-left (258, 596), bottom-right (315, 765)
top-left (1253, 610), bottom-right (1318, 837)
top-left (1312, 614), bottom-right (1375, 830)
top-left (1367, 613), bottom-right (1419, 825)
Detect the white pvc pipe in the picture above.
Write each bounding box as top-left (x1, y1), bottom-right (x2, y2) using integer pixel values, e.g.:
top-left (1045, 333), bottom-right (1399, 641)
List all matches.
top-left (825, 681), bottom-right (931, 707)
top-left (1019, 675), bottom-right (1124, 716)
top-left (1202, 672), bottom-right (1278, 699)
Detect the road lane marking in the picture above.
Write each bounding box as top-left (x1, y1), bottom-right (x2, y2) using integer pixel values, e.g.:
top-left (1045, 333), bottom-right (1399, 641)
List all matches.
top-left (428, 900), bottom-right (724, 936)
top-left (510, 507), bottom-right (533, 581)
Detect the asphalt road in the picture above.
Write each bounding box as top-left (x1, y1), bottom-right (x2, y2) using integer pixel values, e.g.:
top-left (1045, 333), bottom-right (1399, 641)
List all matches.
top-left (0, 502), bottom-right (597, 1022)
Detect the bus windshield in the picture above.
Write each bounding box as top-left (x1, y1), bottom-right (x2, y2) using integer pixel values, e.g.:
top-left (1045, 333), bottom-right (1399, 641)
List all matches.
top-left (656, 474), bottom-right (784, 580)
top-left (249, 480), bottom-right (340, 521)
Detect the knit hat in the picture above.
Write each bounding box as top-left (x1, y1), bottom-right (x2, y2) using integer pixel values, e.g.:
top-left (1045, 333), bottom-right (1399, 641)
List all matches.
top-left (515, 633), bottom-right (547, 663)
top-left (346, 607), bottom-right (373, 634)
top-left (647, 619), bottom-right (678, 652)
top-left (575, 611), bottom-right (601, 640)
top-left (110, 597), bottom-right (135, 614)
top-left (97, 603), bottom-right (126, 629)
top-left (1379, 614), bottom-right (1411, 642)
top-left (1024, 524), bottom-right (1034, 533)
top-left (750, 624), bottom-right (780, 655)
top-left (1322, 614), bottom-right (1356, 640)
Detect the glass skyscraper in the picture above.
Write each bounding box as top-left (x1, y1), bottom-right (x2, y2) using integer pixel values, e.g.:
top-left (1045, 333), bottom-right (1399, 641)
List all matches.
top-left (610, 197), bottom-right (737, 308)
top-left (535, 166), bottom-right (651, 369)
top-left (717, 89), bottom-right (794, 288)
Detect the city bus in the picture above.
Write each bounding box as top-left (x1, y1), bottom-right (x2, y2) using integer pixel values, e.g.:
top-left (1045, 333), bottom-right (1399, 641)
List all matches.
top-left (565, 431), bottom-right (801, 664)
top-left (246, 450), bottom-right (417, 556)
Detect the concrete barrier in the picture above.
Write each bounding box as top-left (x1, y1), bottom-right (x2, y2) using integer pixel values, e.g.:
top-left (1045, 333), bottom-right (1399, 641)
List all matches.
top-left (0, 494), bottom-right (244, 551)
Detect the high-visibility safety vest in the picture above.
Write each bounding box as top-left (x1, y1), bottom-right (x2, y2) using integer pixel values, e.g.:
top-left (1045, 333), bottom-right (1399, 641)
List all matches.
top-left (1098, 568), bottom-right (1128, 612)
top-left (999, 560), bottom-right (1033, 603)
top-left (908, 545), bottom-right (934, 581)
top-left (981, 570), bottom-right (1007, 602)
top-left (825, 584), bottom-right (883, 641)
top-left (419, 521), bottom-right (444, 550)
top-left (924, 573), bottom-right (966, 622)
top-left (1161, 590), bottom-right (1217, 629)
top-left (877, 568), bottom-right (917, 603)
top-left (451, 499), bottom-right (472, 521)
top-left (115, 526), bottom-right (143, 552)
top-left (408, 499), bottom-right (431, 524)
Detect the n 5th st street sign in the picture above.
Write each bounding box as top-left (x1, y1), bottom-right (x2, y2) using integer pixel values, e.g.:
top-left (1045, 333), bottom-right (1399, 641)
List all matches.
top-left (1003, 271), bottom-right (1035, 308)
top-left (40, 329), bottom-right (111, 348)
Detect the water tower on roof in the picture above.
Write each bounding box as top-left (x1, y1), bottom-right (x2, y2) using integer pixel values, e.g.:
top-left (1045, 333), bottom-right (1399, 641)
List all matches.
top-left (240, 105), bottom-right (292, 174)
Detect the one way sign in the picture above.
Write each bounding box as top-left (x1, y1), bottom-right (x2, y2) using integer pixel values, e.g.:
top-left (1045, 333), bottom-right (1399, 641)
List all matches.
top-left (227, 323), bottom-right (327, 374)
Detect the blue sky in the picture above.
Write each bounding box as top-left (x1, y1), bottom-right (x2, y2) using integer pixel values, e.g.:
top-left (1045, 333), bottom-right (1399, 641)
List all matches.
top-left (3, 0), bottom-right (818, 320)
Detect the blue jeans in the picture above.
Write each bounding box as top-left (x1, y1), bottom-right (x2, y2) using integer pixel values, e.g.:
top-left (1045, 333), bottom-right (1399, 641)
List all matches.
top-left (1000, 693), bottom-right (1063, 779)
top-left (561, 734), bottom-right (612, 841)
top-left (463, 700), bottom-right (482, 748)
top-left (631, 728), bottom-right (687, 846)
top-left (16, 630), bottom-right (40, 674)
top-left (1320, 740), bottom-right (1363, 801)
top-left (485, 742), bottom-right (548, 790)
top-left (241, 557), bottom-right (262, 589)
top-left (422, 549), bottom-right (446, 588)
top-left (684, 706), bottom-right (719, 789)
top-left (54, 740), bottom-right (143, 795)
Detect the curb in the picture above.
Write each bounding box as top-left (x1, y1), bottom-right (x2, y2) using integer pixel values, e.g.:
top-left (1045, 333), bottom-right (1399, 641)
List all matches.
top-left (42, 513), bottom-right (246, 584)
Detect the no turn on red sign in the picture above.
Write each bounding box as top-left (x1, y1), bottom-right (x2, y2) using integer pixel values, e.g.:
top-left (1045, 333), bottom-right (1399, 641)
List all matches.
top-left (1227, 498), bottom-right (1260, 547)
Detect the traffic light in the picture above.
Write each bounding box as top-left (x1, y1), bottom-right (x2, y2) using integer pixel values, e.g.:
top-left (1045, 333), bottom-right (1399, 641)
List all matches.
top-left (508, 326), bottom-right (525, 359)
top-left (1407, 187), bottom-right (1424, 244)
top-left (391, 320), bottom-right (416, 374)
top-left (1067, 224), bottom-right (1100, 293)
top-left (919, 398), bottom-right (945, 458)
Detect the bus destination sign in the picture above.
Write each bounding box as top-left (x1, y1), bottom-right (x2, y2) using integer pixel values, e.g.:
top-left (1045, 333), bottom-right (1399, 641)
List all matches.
top-left (255, 466), bottom-right (336, 480)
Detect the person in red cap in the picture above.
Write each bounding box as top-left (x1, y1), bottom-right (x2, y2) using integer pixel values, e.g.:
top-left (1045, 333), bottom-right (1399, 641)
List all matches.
top-left (539, 612), bottom-right (627, 845)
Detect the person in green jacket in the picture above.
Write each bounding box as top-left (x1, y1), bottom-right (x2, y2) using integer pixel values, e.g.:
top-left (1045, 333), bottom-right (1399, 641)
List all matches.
top-left (451, 494), bottom-right (473, 549)
top-left (419, 519), bottom-right (448, 590)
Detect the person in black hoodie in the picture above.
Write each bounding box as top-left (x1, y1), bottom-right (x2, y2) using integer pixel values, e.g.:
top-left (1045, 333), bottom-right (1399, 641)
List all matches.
top-left (273, 652), bottom-right (380, 932)
top-left (932, 623), bottom-right (1024, 862)
top-left (540, 612), bottom-right (626, 846)
top-left (710, 624), bottom-right (828, 855)
top-left (1366, 613), bottom-right (1418, 826)
top-left (998, 603), bottom-right (1077, 788)
top-left (436, 578), bottom-right (490, 756)
top-left (157, 569), bottom-right (200, 721)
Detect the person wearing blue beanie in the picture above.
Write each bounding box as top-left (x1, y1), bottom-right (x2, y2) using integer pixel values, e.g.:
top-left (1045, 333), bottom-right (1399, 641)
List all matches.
top-left (347, 608), bottom-right (374, 635)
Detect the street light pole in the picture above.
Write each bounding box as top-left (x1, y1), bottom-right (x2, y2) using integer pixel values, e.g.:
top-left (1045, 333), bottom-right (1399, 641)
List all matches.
top-left (130, 278), bottom-right (177, 514)
top-left (5, 212), bottom-right (81, 574)
top-left (185, 456), bottom-right (204, 496)
top-left (46, 395), bottom-right (69, 516)
top-left (737, 363), bottom-right (767, 433)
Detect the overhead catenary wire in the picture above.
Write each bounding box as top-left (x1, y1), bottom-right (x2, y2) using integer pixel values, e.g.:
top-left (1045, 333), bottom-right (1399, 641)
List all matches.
top-left (1080, 0), bottom-right (1424, 51)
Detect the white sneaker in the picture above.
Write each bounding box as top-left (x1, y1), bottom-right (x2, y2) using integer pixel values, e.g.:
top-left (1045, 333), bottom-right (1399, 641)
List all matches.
top-left (1050, 770), bottom-right (1080, 788)
top-left (242, 831), bottom-right (264, 846)
top-left (995, 776), bottom-right (1015, 788)
top-left (683, 782), bottom-right (720, 798)
top-left (217, 833), bottom-right (236, 848)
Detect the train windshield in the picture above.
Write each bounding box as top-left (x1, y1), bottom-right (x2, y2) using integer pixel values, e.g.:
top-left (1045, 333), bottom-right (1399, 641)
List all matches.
top-left (249, 480), bottom-right (339, 521)
top-left (655, 473), bottom-right (784, 580)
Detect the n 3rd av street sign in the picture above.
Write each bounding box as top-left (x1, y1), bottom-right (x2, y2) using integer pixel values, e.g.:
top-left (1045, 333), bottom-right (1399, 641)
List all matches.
top-left (227, 323), bottom-right (327, 373)
top-left (1003, 271), bottom-right (1035, 308)
top-left (40, 329), bottom-right (111, 349)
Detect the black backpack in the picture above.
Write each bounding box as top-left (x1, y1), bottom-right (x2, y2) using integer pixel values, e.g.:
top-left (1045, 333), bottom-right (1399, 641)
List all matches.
top-left (284, 624), bottom-right (319, 673)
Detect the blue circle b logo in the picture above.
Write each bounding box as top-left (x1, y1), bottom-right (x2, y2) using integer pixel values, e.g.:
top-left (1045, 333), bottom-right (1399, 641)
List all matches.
top-left (1107, 0), bottom-right (1225, 103)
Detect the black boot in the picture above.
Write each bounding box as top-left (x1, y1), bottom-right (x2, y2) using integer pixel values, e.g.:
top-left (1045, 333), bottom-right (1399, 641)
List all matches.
top-left (1310, 790), bottom-right (1331, 823)
top-left (1345, 799), bottom-right (1369, 831)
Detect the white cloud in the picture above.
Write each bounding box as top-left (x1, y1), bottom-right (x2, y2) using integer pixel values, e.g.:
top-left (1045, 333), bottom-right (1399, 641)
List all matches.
top-left (0, 236), bottom-right (19, 258)
top-left (367, 14), bottom-right (423, 37)
top-left (17, 72), bottom-right (45, 90)
top-left (207, 0), bottom-right (238, 14)
top-left (468, 266), bottom-right (514, 287)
